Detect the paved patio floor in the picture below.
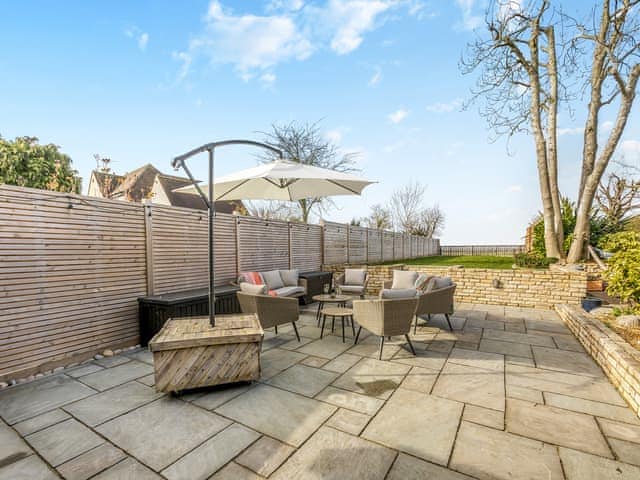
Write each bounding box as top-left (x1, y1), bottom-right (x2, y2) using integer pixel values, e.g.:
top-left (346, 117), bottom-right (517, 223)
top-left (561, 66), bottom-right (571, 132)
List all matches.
top-left (2, 303), bottom-right (640, 480)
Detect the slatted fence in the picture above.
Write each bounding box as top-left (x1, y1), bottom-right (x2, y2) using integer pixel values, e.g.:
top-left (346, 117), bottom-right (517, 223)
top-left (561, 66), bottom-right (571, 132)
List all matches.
top-left (440, 245), bottom-right (525, 256)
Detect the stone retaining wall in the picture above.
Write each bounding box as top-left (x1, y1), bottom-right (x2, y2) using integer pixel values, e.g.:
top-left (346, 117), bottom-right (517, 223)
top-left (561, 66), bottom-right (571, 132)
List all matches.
top-left (322, 264), bottom-right (587, 309)
top-left (555, 304), bottom-right (640, 418)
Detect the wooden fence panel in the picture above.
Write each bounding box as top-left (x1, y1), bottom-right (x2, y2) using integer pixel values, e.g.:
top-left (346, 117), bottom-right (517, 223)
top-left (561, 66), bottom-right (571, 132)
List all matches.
top-left (347, 226), bottom-right (367, 264)
top-left (237, 216), bottom-right (289, 272)
top-left (0, 185), bottom-right (147, 382)
top-left (382, 231), bottom-right (394, 261)
top-left (441, 245), bottom-right (524, 256)
top-left (367, 229), bottom-right (382, 264)
top-left (323, 222), bottom-right (348, 265)
top-left (290, 222), bottom-right (322, 272)
top-left (393, 233), bottom-right (404, 260)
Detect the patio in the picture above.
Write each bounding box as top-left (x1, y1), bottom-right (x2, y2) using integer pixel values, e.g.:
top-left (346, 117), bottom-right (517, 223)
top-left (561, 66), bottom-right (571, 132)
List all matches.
top-left (1, 303), bottom-right (639, 480)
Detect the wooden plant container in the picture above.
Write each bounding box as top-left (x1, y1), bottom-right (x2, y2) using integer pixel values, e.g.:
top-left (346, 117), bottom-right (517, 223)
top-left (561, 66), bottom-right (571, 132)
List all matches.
top-left (587, 279), bottom-right (604, 292)
top-left (149, 314), bottom-right (263, 393)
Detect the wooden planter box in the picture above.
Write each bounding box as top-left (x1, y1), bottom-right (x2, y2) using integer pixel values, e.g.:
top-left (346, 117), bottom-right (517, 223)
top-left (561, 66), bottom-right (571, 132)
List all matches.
top-left (149, 314), bottom-right (263, 393)
top-left (587, 279), bottom-right (604, 292)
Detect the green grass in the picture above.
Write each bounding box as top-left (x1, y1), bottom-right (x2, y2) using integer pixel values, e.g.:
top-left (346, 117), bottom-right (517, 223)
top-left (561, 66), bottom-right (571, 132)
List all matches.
top-left (382, 255), bottom-right (515, 269)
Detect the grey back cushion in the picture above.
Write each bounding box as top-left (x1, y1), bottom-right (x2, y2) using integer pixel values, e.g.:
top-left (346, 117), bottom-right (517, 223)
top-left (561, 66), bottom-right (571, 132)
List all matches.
top-left (391, 270), bottom-right (418, 289)
top-left (344, 268), bottom-right (366, 286)
top-left (279, 269), bottom-right (299, 287)
top-left (432, 276), bottom-right (453, 290)
top-left (240, 282), bottom-right (267, 295)
top-left (380, 288), bottom-right (417, 299)
top-left (261, 270), bottom-right (284, 290)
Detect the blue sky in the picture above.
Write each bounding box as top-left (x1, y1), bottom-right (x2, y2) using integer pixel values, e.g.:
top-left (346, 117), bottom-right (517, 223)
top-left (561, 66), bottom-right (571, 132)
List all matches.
top-left (1, 0), bottom-right (639, 244)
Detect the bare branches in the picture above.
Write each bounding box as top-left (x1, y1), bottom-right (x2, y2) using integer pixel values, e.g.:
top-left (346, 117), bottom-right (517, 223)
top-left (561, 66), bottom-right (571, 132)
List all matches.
top-left (596, 171), bottom-right (640, 223)
top-left (388, 181), bottom-right (444, 237)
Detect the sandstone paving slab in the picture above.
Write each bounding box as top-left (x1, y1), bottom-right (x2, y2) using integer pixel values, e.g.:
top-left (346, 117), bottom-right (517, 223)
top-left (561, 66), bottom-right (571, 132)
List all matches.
top-left (450, 421), bottom-right (563, 480)
top-left (235, 435), bottom-right (296, 477)
top-left (447, 347), bottom-right (504, 372)
top-left (482, 328), bottom-right (555, 347)
top-left (559, 447), bottom-right (640, 479)
top-left (386, 453), bottom-right (475, 480)
top-left (92, 457), bottom-right (161, 480)
top-left (0, 455), bottom-right (59, 480)
top-left (347, 336), bottom-right (401, 360)
top-left (463, 404), bottom-right (504, 430)
top-left (0, 375), bottom-right (96, 424)
top-left (598, 418), bottom-right (640, 443)
top-left (524, 318), bottom-right (570, 334)
top-left (278, 336), bottom-right (314, 350)
top-left (550, 334), bottom-right (584, 352)
top-left (300, 355), bottom-right (329, 367)
top-left (331, 357), bottom-right (410, 399)
top-left (97, 397), bottom-right (230, 471)
top-left (479, 339), bottom-right (533, 358)
top-left (76, 361), bottom-right (153, 391)
top-left (505, 355), bottom-right (535, 367)
top-left (13, 409), bottom-right (70, 436)
top-left (64, 381), bottom-right (163, 426)
top-left (297, 335), bottom-right (354, 359)
top-left (532, 346), bottom-right (604, 378)
top-left (432, 362), bottom-right (505, 411)
top-left (266, 364), bottom-right (339, 397)
top-left (125, 349), bottom-right (154, 365)
top-left (191, 383), bottom-right (253, 410)
top-left (56, 443), bottom-right (126, 480)
top-left (94, 355), bottom-right (131, 368)
top-left (506, 384), bottom-right (544, 403)
top-left (162, 423), bottom-right (259, 480)
top-left (426, 339), bottom-right (455, 354)
top-left (260, 348), bottom-right (307, 379)
top-left (321, 353), bottom-right (361, 373)
top-left (26, 418), bottom-right (104, 466)
top-left (506, 363), bottom-right (627, 406)
top-left (362, 388), bottom-right (463, 466)
top-left (391, 348), bottom-right (448, 371)
top-left (506, 398), bottom-right (612, 457)
top-left (66, 363), bottom-right (104, 378)
top-left (423, 314), bottom-right (466, 331)
top-left (262, 334), bottom-right (295, 352)
top-left (215, 384), bottom-right (335, 447)
top-left (466, 317), bottom-right (506, 330)
top-left (399, 367), bottom-right (439, 394)
top-left (315, 385), bottom-right (384, 416)
top-left (544, 392), bottom-right (640, 424)
top-left (0, 421), bottom-right (31, 464)
top-left (271, 426), bottom-right (396, 480)
top-left (325, 408), bottom-right (371, 435)
top-left (504, 322), bottom-right (526, 333)
top-left (609, 438), bottom-right (640, 466)
top-left (210, 462), bottom-right (262, 480)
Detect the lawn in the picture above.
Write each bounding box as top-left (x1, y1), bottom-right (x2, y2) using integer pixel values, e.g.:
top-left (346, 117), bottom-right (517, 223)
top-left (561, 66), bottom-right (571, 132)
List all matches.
top-left (384, 255), bottom-right (515, 269)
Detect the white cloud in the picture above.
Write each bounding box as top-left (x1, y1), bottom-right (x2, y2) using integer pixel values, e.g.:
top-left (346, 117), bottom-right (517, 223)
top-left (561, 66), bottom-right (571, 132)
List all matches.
top-left (506, 184), bottom-right (522, 193)
top-left (266, 0), bottom-right (305, 12)
top-left (619, 139), bottom-right (640, 162)
top-left (125, 26), bottom-right (149, 52)
top-left (557, 126), bottom-right (583, 136)
top-left (388, 108), bottom-right (409, 124)
top-left (426, 98), bottom-right (463, 113)
top-left (601, 120), bottom-right (614, 132)
top-left (172, 51), bottom-right (192, 81)
top-left (326, 129), bottom-right (343, 143)
top-left (368, 67), bottom-right (382, 86)
top-left (454, 0), bottom-right (483, 31)
top-left (260, 72), bottom-right (277, 87)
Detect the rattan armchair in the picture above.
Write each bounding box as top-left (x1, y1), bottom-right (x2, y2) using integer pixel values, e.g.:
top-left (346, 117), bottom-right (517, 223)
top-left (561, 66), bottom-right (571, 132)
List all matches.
top-left (414, 284), bottom-right (456, 333)
top-left (237, 292), bottom-right (301, 341)
top-left (334, 270), bottom-right (369, 297)
top-left (351, 297), bottom-right (418, 360)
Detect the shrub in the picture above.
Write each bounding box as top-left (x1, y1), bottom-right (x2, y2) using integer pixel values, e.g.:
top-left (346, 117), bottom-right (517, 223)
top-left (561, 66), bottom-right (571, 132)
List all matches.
top-left (514, 253), bottom-right (558, 268)
top-left (600, 231), bottom-right (640, 313)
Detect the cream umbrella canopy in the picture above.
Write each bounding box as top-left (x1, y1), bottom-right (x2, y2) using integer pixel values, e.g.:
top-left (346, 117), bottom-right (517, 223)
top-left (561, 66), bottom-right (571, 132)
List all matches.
top-left (173, 159), bottom-right (375, 201)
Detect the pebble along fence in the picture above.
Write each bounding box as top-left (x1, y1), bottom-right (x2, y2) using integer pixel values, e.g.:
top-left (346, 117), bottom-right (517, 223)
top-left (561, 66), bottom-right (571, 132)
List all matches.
top-left (0, 184), bottom-right (439, 381)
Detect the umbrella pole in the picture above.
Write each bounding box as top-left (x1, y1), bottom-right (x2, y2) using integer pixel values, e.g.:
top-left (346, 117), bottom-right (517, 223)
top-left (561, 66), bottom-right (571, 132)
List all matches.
top-left (208, 149), bottom-right (216, 327)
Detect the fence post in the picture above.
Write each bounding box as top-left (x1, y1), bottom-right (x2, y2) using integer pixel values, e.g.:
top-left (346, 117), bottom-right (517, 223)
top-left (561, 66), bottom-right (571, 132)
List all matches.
top-left (346, 223), bottom-right (351, 264)
top-left (144, 203), bottom-right (155, 295)
top-left (235, 216), bottom-right (241, 277)
top-left (288, 222), bottom-right (293, 269)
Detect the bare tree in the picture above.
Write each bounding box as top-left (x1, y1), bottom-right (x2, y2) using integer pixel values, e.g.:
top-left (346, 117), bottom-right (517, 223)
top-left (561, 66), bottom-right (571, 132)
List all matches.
top-left (596, 171), bottom-right (640, 224)
top-left (389, 181), bottom-right (425, 232)
top-left (364, 204), bottom-right (393, 230)
top-left (462, 0), bottom-right (640, 262)
top-left (260, 121), bottom-right (359, 223)
top-left (416, 206), bottom-right (446, 238)
top-left (244, 200), bottom-right (299, 221)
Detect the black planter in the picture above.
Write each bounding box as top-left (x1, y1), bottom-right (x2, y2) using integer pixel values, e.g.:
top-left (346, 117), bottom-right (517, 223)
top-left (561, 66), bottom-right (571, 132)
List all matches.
top-left (582, 297), bottom-right (603, 312)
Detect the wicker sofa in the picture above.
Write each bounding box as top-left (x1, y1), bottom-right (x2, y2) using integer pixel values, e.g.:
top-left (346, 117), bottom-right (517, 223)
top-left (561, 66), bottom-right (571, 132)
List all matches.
top-left (237, 269), bottom-right (307, 298)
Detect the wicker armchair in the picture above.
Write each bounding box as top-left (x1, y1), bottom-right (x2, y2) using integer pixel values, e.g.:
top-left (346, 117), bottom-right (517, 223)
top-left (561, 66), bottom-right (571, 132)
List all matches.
top-left (237, 292), bottom-right (300, 341)
top-left (334, 269), bottom-right (369, 297)
top-left (414, 284), bottom-right (456, 333)
top-left (351, 297), bottom-right (418, 359)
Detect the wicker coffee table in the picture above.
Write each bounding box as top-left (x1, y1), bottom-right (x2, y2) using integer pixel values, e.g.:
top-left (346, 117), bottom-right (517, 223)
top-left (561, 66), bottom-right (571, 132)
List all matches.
top-left (320, 306), bottom-right (355, 342)
top-left (312, 294), bottom-right (350, 325)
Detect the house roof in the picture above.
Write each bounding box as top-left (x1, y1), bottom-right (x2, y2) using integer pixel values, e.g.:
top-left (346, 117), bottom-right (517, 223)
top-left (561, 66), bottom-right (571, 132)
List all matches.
top-left (91, 171), bottom-right (124, 197)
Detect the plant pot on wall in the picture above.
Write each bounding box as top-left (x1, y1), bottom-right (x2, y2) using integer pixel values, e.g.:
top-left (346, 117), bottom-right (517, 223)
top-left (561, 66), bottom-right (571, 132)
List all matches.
top-left (582, 297), bottom-right (603, 312)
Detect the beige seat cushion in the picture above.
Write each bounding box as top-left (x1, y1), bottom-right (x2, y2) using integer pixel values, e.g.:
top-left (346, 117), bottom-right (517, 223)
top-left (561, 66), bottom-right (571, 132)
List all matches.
top-left (272, 286), bottom-right (305, 297)
top-left (380, 288), bottom-right (417, 299)
top-left (391, 270), bottom-right (418, 289)
top-left (239, 282), bottom-right (267, 295)
top-left (340, 285), bottom-right (365, 294)
top-left (344, 268), bottom-right (366, 286)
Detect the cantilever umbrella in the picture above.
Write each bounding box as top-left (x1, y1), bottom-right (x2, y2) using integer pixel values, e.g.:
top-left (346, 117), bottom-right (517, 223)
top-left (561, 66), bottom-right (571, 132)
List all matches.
top-left (174, 159), bottom-right (375, 201)
top-left (172, 140), bottom-right (375, 327)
